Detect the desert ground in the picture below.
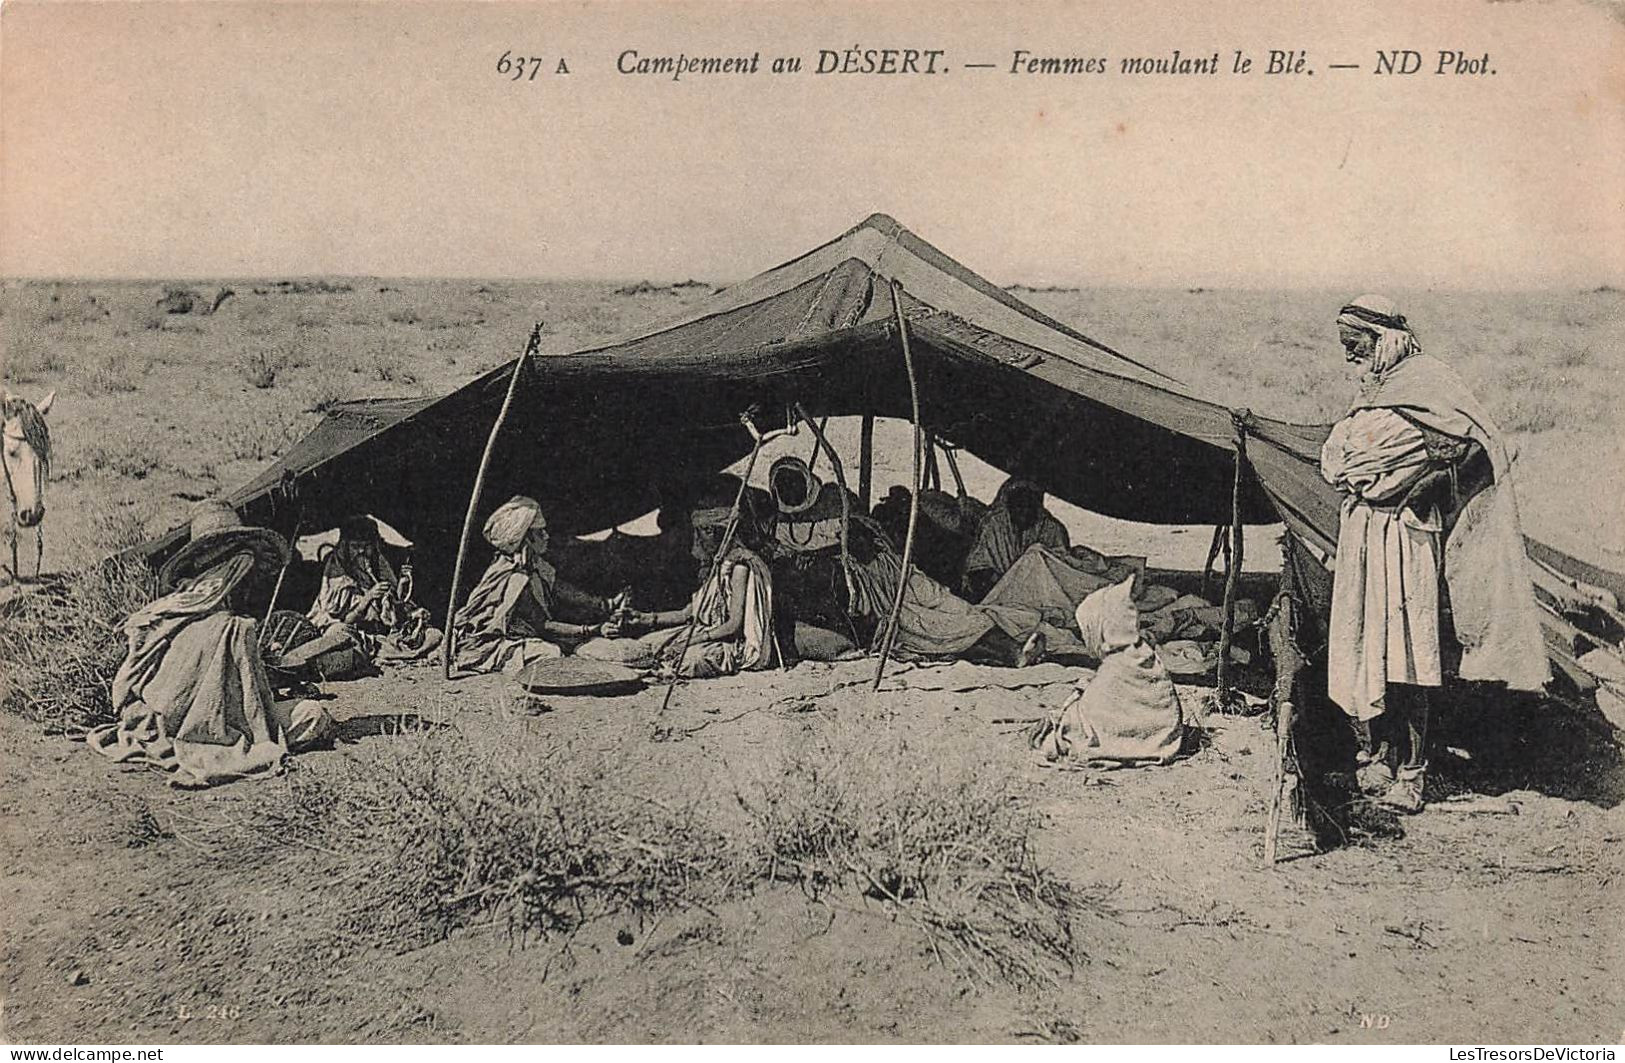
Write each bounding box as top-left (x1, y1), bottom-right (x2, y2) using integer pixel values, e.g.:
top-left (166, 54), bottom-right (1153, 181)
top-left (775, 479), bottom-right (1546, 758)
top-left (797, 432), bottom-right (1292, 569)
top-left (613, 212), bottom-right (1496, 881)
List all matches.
top-left (1, 275), bottom-right (1621, 1043)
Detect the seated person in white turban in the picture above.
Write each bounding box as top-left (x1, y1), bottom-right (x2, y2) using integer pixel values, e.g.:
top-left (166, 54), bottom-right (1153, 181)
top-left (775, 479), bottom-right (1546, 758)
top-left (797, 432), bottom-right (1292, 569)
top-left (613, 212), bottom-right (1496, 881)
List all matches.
top-left (450, 496), bottom-right (623, 676)
top-left (576, 505), bottom-right (780, 678)
top-left (86, 500), bottom-right (336, 789)
top-left (1029, 575), bottom-right (1188, 767)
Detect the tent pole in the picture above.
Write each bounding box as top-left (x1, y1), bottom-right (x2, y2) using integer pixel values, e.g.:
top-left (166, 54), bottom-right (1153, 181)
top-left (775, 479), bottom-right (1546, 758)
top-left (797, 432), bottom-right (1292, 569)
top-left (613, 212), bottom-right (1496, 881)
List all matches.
top-left (441, 322), bottom-right (543, 680)
top-left (658, 433), bottom-right (766, 714)
top-left (793, 402), bottom-right (856, 610)
top-left (804, 414), bottom-right (830, 474)
top-left (1201, 523), bottom-right (1225, 599)
top-left (923, 435), bottom-right (941, 493)
top-left (874, 282), bottom-right (923, 690)
top-left (1265, 537), bottom-right (1312, 865)
top-left (858, 413), bottom-right (875, 509)
top-left (1215, 410), bottom-right (1250, 708)
top-left (942, 442), bottom-right (967, 499)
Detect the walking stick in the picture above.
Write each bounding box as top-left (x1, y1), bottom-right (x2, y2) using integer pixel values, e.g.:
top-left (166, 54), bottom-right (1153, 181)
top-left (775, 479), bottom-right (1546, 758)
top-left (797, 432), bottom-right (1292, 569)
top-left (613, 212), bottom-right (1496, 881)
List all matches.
top-left (441, 322), bottom-right (543, 680)
top-left (874, 281), bottom-right (924, 690)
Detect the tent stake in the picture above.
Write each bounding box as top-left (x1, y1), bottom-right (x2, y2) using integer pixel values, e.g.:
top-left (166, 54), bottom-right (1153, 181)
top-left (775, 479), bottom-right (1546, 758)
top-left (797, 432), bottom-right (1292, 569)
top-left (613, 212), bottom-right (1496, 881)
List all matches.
top-left (1215, 410), bottom-right (1250, 709)
top-left (874, 281), bottom-right (923, 690)
top-left (858, 413), bottom-right (875, 509)
top-left (441, 322), bottom-right (543, 680)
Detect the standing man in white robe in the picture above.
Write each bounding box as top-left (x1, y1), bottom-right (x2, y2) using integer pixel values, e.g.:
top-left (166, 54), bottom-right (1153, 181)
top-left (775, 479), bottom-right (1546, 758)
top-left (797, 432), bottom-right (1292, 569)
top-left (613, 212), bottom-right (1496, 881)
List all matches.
top-left (1321, 295), bottom-right (1546, 813)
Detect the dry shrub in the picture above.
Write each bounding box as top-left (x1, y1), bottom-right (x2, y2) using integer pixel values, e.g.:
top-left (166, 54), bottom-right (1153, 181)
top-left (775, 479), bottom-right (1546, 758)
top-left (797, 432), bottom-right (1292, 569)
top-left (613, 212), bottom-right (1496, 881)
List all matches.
top-left (241, 348), bottom-right (281, 389)
top-left (247, 717), bottom-right (1098, 991)
top-left (738, 721), bottom-right (1095, 989)
top-left (0, 553), bottom-right (156, 733)
top-left (368, 345), bottom-right (416, 385)
top-left (301, 370), bottom-right (352, 413)
top-left (265, 726), bottom-right (744, 949)
top-left (1550, 341), bottom-right (1594, 369)
top-left (1495, 365), bottom-right (1563, 434)
top-left (83, 438), bottom-right (163, 480)
top-left (222, 417), bottom-right (304, 462)
top-left (83, 353), bottom-right (147, 395)
top-left (3, 340), bottom-right (67, 384)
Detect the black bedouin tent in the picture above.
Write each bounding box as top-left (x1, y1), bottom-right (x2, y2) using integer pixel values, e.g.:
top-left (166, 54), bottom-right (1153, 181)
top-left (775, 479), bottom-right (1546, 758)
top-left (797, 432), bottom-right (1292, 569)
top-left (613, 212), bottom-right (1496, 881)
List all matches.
top-left (136, 213), bottom-right (1623, 706)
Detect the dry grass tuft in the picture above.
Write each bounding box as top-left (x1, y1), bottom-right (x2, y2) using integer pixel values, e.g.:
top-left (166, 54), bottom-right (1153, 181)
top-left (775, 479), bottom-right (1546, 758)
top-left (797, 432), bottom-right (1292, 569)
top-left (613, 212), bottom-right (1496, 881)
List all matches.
top-left (240, 716), bottom-right (1098, 991)
top-left (241, 348), bottom-right (281, 389)
top-left (83, 439), bottom-right (163, 480)
top-left (3, 340), bottom-right (67, 384)
top-left (1495, 365), bottom-right (1563, 434)
top-left (737, 721), bottom-right (1097, 988)
top-left (82, 353), bottom-right (148, 396)
top-left (260, 727), bottom-right (744, 949)
top-left (0, 553), bottom-right (156, 733)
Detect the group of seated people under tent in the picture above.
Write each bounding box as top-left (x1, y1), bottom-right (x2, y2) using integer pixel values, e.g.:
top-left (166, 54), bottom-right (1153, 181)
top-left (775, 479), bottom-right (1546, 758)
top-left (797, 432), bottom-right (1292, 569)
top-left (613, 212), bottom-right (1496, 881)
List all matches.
top-left (444, 459), bottom-right (1255, 685)
top-left (85, 462), bottom-right (1243, 787)
top-left (79, 295), bottom-right (1563, 831)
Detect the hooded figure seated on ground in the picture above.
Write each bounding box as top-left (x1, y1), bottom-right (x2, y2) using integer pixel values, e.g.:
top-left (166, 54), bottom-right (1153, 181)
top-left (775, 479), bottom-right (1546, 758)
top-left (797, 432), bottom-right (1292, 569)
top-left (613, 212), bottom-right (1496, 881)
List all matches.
top-left (85, 500), bottom-right (336, 789)
top-left (1029, 575), bottom-right (1189, 767)
top-left (576, 504), bottom-right (780, 678)
top-left (288, 515), bottom-right (441, 679)
top-left (450, 496), bottom-right (624, 677)
top-left (961, 477), bottom-right (1071, 602)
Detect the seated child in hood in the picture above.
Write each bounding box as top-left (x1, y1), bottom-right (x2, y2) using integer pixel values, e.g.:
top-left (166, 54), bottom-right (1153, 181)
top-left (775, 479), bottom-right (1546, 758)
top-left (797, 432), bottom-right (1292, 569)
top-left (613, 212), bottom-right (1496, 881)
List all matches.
top-left (1030, 575), bottom-right (1188, 766)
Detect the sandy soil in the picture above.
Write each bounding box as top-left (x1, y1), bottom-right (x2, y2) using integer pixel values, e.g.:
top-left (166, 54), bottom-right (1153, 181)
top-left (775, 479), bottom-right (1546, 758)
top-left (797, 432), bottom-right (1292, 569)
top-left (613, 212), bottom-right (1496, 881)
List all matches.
top-left (2, 278), bottom-right (1622, 1042)
top-left (2, 655), bottom-right (1621, 1044)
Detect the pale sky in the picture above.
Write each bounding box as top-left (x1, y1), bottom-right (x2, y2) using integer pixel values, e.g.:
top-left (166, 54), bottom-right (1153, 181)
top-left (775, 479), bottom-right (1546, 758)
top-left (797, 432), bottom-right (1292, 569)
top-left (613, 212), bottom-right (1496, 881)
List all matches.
top-left (3, 0), bottom-right (1622, 288)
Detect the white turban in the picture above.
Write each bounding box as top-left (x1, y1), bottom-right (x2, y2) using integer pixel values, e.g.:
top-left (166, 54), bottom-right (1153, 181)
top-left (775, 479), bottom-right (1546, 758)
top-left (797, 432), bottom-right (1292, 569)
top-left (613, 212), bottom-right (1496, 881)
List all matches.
top-left (1337, 294), bottom-right (1422, 377)
top-left (483, 496), bottom-right (542, 554)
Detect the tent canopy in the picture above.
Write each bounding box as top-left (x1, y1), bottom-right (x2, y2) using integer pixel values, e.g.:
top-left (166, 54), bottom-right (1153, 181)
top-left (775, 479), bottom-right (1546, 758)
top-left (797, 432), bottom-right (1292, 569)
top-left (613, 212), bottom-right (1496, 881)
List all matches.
top-left (147, 213), bottom-right (1328, 551)
top-left (135, 212), bottom-right (1619, 698)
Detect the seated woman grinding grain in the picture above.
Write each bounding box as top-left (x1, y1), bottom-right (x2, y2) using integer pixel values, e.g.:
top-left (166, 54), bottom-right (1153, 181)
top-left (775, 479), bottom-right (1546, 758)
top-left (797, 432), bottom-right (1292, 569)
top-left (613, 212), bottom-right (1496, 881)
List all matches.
top-left (450, 496), bottom-right (625, 677)
top-left (575, 504), bottom-right (779, 678)
top-left (297, 515), bottom-right (440, 678)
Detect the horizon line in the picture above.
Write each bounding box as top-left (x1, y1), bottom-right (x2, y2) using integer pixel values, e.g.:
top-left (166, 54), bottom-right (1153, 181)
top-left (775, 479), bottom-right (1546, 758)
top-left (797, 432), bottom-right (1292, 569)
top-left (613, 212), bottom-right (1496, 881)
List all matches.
top-left (4, 273), bottom-right (1622, 295)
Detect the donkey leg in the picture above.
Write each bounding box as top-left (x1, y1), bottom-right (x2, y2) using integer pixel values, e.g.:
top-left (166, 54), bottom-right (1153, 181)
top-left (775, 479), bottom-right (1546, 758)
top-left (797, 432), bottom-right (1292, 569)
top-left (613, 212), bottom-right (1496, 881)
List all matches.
top-left (34, 526), bottom-right (44, 580)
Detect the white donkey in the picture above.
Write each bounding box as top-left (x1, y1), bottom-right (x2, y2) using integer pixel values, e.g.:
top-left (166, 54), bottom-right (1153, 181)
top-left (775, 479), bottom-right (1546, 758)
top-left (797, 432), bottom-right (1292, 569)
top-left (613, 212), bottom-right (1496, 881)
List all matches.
top-left (2, 388), bottom-right (55, 582)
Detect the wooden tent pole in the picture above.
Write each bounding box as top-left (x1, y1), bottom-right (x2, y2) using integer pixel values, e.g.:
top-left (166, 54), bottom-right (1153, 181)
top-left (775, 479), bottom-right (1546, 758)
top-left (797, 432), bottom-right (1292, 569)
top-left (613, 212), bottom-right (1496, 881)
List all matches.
top-left (874, 282), bottom-right (924, 690)
top-left (1215, 409), bottom-right (1250, 708)
top-left (858, 413), bottom-right (875, 509)
top-left (658, 433), bottom-right (767, 713)
top-left (804, 414), bottom-right (830, 474)
top-left (1265, 549), bottom-right (1310, 865)
top-left (942, 441), bottom-right (967, 499)
top-left (793, 402), bottom-right (857, 609)
top-left (1201, 523), bottom-right (1225, 599)
top-left (441, 322), bottom-right (543, 680)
